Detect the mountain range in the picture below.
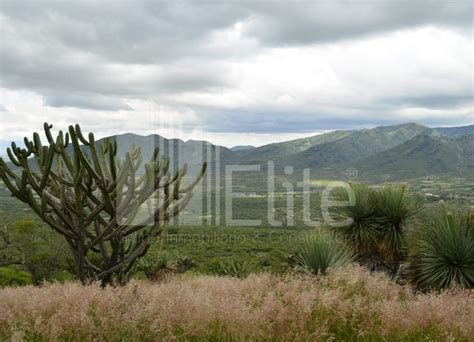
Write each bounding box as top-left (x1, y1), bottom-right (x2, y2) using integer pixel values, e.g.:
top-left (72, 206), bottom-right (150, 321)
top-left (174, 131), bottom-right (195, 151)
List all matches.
top-left (96, 122), bottom-right (473, 181)
top-left (3, 123), bottom-right (474, 182)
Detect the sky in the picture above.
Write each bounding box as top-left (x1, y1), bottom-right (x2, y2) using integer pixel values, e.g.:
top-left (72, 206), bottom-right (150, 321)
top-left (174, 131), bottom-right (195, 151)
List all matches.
top-left (0, 0), bottom-right (473, 148)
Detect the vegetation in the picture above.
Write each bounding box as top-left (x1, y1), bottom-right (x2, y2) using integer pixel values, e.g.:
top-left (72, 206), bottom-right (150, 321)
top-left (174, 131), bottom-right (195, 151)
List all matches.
top-left (291, 230), bottom-right (354, 275)
top-left (0, 123), bottom-right (206, 286)
top-left (407, 204), bottom-right (474, 291)
top-left (330, 183), bottom-right (421, 275)
top-left (218, 260), bottom-right (257, 278)
top-left (0, 266), bottom-right (472, 341)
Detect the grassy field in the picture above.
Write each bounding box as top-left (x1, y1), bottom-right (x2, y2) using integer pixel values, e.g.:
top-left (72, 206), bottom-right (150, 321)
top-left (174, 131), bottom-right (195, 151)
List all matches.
top-left (1, 266), bottom-right (472, 341)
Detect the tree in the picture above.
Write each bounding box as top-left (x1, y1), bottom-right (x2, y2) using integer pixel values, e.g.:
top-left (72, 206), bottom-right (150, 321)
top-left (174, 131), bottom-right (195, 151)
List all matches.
top-left (0, 123), bottom-right (206, 286)
top-left (0, 220), bottom-right (71, 285)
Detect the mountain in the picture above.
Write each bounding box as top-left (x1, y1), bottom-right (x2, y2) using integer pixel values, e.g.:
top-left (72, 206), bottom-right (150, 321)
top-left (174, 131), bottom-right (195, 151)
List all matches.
top-left (293, 123), bottom-right (438, 168)
top-left (352, 134), bottom-right (474, 180)
top-left (92, 133), bottom-right (237, 174)
top-left (3, 122), bottom-right (474, 182)
top-left (435, 124), bottom-right (474, 137)
top-left (234, 130), bottom-right (352, 163)
top-left (230, 145), bottom-right (255, 152)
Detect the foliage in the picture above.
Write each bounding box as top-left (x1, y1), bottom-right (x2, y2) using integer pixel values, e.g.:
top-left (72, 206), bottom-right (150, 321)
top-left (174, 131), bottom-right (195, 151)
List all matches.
top-left (407, 204), bottom-right (474, 291)
top-left (0, 220), bottom-right (72, 284)
top-left (292, 230), bottom-right (354, 275)
top-left (372, 185), bottom-right (422, 267)
top-left (175, 254), bottom-right (197, 273)
top-left (140, 254), bottom-right (176, 282)
top-left (330, 183), bottom-right (421, 274)
top-left (218, 260), bottom-right (257, 278)
top-left (0, 267), bottom-right (32, 287)
top-left (0, 123), bottom-right (206, 286)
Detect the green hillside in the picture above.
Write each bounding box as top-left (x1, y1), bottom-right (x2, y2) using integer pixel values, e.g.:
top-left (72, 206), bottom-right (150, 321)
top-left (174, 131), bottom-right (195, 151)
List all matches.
top-left (352, 134), bottom-right (474, 181)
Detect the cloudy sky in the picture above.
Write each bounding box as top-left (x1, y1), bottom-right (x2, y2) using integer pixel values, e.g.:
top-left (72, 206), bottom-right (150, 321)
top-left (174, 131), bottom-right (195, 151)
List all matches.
top-left (0, 0), bottom-right (472, 148)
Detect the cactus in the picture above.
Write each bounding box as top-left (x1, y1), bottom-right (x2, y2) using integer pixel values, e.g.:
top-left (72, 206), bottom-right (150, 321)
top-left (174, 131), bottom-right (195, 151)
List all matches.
top-left (0, 123), bottom-right (206, 286)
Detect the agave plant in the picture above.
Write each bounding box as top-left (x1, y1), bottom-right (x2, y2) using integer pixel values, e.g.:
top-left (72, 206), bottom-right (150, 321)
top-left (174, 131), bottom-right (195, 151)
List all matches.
top-left (407, 204), bottom-right (474, 291)
top-left (372, 184), bottom-right (422, 269)
top-left (219, 260), bottom-right (256, 278)
top-left (293, 230), bottom-right (354, 275)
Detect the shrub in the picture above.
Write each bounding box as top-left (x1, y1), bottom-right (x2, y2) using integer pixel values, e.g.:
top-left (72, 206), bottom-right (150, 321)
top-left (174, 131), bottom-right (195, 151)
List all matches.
top-left (175, 255), bottom-right (197, 273)
top-left (330, 183), bottom-right (422, 274)
top-left (0, 267), bottom-right (32, 287)
top-left (330, 184), bottom-right (380, 257)
top-left (407, 204), bottom-right (474, 291)
top-left (140, 254), bottom-right (176, 281)
top-left (292, 230), bottom-right (354, 275)
top-left (218, 260), bottom-right (256, 278)
top-left (372, 184), bottom-right (421, 269)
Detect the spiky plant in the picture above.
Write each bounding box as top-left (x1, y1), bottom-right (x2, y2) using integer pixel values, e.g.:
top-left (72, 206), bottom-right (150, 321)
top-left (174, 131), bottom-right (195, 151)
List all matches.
top-left (175, 255), bottom-right (197, 273)
top-left (0, 123), bottom-right (206, 286)
top-left (407, 205), bottom-right (474, 291)
top-left (329, 184), bottom-right (380, 257)
top-left (219, 260), bottom-right (256, 278)
top-left (372, 184), bottom-right (421, 270)
top-left (293, 230), bottom-right (354, 275)
top-left (140, 254), bottom-right (176, 281)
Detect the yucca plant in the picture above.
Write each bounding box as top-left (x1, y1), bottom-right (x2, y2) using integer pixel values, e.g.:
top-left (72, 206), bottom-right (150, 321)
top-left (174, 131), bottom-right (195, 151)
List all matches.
top-left (293, 230), bottom-right (354, 275)
top-left (139, 254), bottom-right (176, 282)
top-left (407, 204), bottom-right (474, 291)
top-left (329, 184), bottom-right (380, 257)
top-left (219, 260), bottom-right (256, 278)
top-left (372, 185), bottom-right (421, 271)
top-left (175, 255), bottom-right (197, 273)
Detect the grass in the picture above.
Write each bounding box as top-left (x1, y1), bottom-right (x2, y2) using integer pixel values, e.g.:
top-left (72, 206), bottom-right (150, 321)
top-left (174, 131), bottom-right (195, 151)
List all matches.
top-left (0, 266), bottom-right (472, 341)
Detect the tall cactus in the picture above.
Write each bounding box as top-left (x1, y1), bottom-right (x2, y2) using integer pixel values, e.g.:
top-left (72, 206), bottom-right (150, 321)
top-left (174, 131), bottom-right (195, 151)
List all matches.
top-left (0, 123), bottom-right (206, 286)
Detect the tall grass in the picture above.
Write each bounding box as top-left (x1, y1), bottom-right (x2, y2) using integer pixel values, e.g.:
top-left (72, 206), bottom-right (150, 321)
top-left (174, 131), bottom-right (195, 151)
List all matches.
top-left (0, 266), bottom-right (472, 341)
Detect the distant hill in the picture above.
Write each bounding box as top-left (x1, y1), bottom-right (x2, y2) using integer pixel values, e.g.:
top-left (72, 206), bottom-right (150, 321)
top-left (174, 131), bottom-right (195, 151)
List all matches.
top-left (351, 134), bottom-right (474, 181)
top-left (435, 124), bottom-right (474, 137)
top-left (230, 145), bottom-right (255, 152)
top-left (283, 123), bottom-right (438, 169)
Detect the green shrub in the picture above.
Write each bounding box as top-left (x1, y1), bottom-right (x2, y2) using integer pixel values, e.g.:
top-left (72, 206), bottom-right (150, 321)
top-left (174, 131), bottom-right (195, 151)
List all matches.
top-left (139, 254), bottom-right (176, 281)
top-left (218, 260), bottom-right (257, 278)
top-left (175, 255), bottom-right (197, 273)
top-left (372, 184), bottom-right (421, 266)
top-left (292, 230), bottom-right (354, 275)
top-left (330, 184), bottom-right (422, 274)
top-left (0, 267), bottom-right (32, 287)
top-left (407, 204), bottom-right (474, 291)
top-left (330, 184), bottom-right (380, 257)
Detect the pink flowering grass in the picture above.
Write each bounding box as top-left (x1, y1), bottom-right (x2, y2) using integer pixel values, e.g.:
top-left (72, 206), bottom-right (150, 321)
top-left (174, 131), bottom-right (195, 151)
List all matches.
top-left (0, 266), bottom-right (472, 341)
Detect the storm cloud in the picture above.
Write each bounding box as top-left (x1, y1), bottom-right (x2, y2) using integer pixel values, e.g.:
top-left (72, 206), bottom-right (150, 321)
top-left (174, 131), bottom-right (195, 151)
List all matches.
top-left (0, 0), bottom-right (472, 146)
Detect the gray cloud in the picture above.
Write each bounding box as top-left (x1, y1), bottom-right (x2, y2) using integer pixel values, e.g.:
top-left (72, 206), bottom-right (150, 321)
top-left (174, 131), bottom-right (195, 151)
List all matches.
top-left (43, 94), bottom-right (133, 111)
top-left (242, 1), bottom-right (472, 46)
top-left (0, 0), bottom-right (472, 133)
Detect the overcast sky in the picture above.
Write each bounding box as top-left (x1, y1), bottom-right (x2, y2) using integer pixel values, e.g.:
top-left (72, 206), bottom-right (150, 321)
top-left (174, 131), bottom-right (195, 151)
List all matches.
top-left (0, 0), bottom-right (473, 148)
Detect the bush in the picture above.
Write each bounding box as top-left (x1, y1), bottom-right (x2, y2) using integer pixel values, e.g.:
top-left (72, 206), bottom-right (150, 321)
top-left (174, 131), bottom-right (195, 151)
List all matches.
top-left (0, 267), bottom-right (32, 287)
top-left (292, 230), bottom-right (354, 275)
top-left (330, 183), bottom-right (421, 273)
top-left (372, 185), bottom-right (421, 267)
top-left (407, 204), bottom-right (474, 291)
top-left (218, 260), bottom-right (257, 278)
